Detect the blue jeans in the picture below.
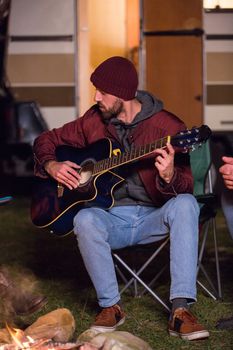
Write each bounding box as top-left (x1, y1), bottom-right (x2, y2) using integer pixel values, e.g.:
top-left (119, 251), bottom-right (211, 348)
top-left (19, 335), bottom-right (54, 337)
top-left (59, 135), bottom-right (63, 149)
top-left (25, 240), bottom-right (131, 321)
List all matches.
top-left (73, 194), bottom-right (199, 308)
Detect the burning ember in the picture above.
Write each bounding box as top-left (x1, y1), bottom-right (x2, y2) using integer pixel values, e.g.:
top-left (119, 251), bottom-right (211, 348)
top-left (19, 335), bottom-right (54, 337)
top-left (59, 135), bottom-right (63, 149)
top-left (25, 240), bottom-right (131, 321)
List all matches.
top-left (0, 324), bottom-right (80, 350)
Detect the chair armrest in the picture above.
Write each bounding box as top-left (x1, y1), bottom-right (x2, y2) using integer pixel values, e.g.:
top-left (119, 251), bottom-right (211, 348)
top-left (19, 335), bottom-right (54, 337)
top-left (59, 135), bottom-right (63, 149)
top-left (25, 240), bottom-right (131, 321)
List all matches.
top-left (195, 193), bottom-right (216, 204)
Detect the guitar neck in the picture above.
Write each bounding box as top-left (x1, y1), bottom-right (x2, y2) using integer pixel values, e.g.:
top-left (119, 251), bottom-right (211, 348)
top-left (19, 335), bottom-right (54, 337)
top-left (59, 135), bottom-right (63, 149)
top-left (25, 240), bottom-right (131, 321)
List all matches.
top-left (93, 135), bottom-right (171, 175)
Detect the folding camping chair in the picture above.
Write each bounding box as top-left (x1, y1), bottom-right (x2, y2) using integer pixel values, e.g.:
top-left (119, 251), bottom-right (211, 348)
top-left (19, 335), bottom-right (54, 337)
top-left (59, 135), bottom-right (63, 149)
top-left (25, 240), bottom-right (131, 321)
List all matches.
top-left (113, 140), bottom-right (222, 312)
top-left (191, 140), bottom-right (222, 300)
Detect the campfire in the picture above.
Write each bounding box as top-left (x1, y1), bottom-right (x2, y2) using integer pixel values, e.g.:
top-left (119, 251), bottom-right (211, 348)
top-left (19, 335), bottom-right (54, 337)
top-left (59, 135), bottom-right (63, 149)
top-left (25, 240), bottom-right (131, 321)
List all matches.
top-left (0, 309), bottom-right (80, 350)
top-left (0, 324), bottom-right (79, 350)
top-left (0, 308), bottom-right (152, 350)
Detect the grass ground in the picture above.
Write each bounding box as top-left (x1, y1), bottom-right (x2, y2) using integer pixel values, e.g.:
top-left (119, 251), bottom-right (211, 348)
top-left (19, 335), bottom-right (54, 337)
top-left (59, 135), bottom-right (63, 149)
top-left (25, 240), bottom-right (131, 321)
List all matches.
top-left (0, 196), bottom-right (233, 349)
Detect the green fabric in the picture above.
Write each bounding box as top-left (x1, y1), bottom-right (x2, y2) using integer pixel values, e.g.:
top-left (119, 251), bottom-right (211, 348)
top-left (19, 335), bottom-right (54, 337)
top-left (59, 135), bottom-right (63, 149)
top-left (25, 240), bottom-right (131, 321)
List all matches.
top-left (190, 140), bottom-right (211, 196)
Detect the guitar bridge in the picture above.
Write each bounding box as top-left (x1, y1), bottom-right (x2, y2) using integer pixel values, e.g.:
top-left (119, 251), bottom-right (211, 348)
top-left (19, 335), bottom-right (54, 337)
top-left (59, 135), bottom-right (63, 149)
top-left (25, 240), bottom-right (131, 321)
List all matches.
top-left (57, 183), bottom-right (64, 198)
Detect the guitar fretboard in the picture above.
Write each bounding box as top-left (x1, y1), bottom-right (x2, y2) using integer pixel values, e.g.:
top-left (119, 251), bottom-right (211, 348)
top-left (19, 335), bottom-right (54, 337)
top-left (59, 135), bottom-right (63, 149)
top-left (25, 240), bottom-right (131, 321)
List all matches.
top-left (93, 136), bottom-right (170, 175)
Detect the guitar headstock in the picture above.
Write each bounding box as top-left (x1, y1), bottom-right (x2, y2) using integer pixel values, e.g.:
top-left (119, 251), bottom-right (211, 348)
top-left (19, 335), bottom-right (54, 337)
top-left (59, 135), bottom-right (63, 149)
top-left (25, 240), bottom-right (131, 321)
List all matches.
top-left (171, 125), bottom-right (212, 152)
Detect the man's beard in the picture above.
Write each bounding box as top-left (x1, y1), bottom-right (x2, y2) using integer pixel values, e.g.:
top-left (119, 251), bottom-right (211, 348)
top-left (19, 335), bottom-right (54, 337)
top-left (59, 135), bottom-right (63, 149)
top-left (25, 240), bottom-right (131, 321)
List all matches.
top-left (98, 99), bottom-right (124, 120)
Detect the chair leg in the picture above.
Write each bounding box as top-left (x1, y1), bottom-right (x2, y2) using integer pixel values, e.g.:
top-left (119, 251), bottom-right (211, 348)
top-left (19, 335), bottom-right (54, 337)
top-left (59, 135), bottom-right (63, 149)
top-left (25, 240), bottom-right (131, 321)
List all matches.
top-left (197, 279), bottom-right (217, 300)
top-left (197, 221), bottom-right (209, 275)
top-left (197, 217), bottom-right (222, 300)
top-left (113, 237), bottom-right (171, 312)
top-left (116, 238), bottom-right (169, 295)
top-left (139, 264), bottom-right (167, 297)
top-left (113, 252), bottom-right (171, 312)
top-left (211, 217), bottom-right (222, 299)
top-left (114, 263), bottom-right (136, 295)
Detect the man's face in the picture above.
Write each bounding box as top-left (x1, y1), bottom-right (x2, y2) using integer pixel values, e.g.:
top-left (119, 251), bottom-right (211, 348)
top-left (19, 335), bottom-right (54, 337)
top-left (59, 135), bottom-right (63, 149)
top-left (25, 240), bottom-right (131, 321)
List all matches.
top-left (94, 89), bottom-right (124, 120)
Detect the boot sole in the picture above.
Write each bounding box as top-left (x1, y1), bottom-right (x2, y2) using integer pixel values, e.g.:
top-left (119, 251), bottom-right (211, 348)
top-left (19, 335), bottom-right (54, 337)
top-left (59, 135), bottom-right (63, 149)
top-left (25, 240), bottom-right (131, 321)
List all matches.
top-left (90, 316), bottom-right (126, 333)
top-left (169, 329), bottom-right (210, 341)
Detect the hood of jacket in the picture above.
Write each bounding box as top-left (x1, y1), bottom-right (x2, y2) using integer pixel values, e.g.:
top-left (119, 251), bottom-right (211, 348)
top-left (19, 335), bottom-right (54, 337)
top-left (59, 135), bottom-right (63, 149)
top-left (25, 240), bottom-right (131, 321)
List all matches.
top-left (108, 90), bottom-right (163, 129)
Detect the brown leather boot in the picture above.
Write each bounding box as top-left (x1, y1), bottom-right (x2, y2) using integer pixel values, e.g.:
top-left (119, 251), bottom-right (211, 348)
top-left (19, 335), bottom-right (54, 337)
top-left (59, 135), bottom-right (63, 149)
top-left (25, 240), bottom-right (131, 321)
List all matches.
top-left (0, 268), bottom-right (47, 316)
top-left (10, 293), bottom-right (47, 316)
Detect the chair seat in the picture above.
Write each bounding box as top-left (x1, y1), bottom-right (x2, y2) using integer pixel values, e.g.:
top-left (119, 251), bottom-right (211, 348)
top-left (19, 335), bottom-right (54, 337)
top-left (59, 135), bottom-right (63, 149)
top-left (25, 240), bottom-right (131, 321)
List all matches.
top-left (196, 193), bottom-right (216, 204)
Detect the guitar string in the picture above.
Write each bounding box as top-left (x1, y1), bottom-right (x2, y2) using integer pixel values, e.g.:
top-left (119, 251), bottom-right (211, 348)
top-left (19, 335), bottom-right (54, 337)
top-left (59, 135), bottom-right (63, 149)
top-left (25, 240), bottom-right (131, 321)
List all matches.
top-left (93, 136), bottom-right (169, 176)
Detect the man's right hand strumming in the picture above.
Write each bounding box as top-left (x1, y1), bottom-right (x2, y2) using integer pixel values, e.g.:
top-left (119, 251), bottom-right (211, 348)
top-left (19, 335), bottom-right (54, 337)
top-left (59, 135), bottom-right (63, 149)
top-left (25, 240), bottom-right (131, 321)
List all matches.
top-left (44, 160), bottom-right (81, 190)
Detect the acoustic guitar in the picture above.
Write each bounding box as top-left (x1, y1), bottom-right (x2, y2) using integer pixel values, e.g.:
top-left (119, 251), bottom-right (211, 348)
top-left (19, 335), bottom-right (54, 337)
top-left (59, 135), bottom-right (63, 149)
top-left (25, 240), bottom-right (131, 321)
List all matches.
top-left (31, 125), bottom-right (211, 236)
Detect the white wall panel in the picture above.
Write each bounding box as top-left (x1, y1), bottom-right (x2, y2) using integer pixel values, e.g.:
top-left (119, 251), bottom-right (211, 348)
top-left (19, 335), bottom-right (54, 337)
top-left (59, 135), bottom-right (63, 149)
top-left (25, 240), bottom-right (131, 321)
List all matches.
top-left (41, 107), bottom-right (76, 130)
top-left (204, 13), bottom-right (233, 34)
top-left (205, 40), bottom-right (233, 52)
top-left (205, 106), bottom-right (233, 131)
top-left (8, 42), bottom-right (75, 55)
top-left (9, 0), bottom-right (74, 36)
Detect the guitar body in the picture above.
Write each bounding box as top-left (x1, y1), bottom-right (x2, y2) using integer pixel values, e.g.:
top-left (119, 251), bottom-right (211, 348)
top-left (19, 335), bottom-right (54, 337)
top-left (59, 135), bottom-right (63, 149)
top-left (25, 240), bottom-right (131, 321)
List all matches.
top-left (31, 138), bottom-right (124, 236)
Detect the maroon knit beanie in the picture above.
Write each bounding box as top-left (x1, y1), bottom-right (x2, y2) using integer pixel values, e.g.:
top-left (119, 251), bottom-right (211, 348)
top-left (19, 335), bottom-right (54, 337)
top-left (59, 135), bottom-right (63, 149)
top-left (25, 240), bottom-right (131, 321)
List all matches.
top-left (90, 56), bottom-right (138, 100)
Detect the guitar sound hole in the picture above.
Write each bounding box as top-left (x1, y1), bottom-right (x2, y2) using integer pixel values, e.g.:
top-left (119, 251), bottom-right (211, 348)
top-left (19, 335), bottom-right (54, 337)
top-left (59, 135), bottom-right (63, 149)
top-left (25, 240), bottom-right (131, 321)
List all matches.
top-left (78, 159), bottom-right (94, 187)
